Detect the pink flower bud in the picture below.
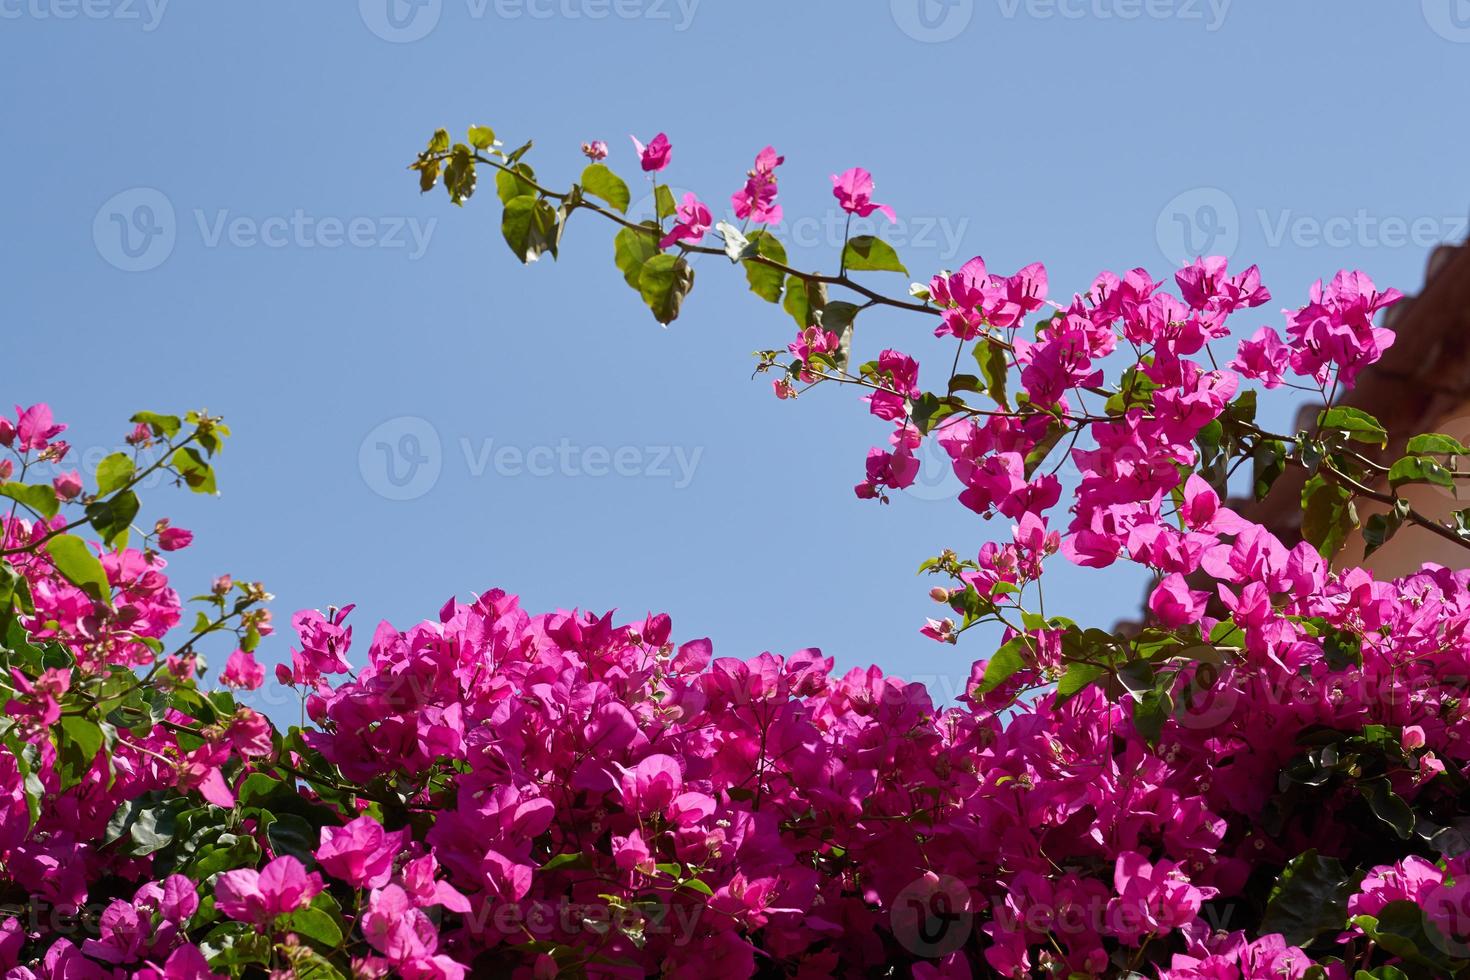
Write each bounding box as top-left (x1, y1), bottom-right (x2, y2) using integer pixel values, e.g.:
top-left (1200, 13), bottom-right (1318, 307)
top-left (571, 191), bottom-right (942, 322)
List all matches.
top-left (1403, 725), bottom-right (1427, 750)
top-left (0, 419), bottom-right (13, 447)
top-left (158, 526), bottom-right (194, 551)
top-left (52, 470), bottom-right (82, 500)
top-left (0, 459), bottom-right (12, 481)
top-left (581, 139), bottom-right (609, 162)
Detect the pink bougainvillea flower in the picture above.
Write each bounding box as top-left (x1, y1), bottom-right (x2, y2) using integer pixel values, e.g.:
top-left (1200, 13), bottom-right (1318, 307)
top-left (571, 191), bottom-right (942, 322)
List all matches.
top-left (214, 855), bottom-right (323, 926)
top-left (12, 403), bottom-right (66, 452)
top-left (361, 884), bottom-right (438, 963)
top-left (1148, 573), bottom-right (1210, 630)
top-left (1230, 325), bottom-right (1292, 389)
top-left (617, 754), bottom-right (683, 814)
top-left (225, 707), bottom-right (273, 757)
top-left (831, 167), bottom-right (896, 223)
top-left (658, 193), bottom-right (712, 248)
top-left (52, 470), bottom-right (82, 500)
top-left (731, 145), bottom-right (784, 224)
top-left (630, 132), bottom-right (672, 172)
top-left (317, 814), bottom-right (411, 889)
top-left (581, 139), bottom-right (608, 162)
top-left (1107, 852), bottom-right (1217, 945)
top-left (157, 525), bottom-right (194, 551)
top-left (6, 666), bottom-right (70, 730)
top-left (219, 648), bottom-right (265, 690)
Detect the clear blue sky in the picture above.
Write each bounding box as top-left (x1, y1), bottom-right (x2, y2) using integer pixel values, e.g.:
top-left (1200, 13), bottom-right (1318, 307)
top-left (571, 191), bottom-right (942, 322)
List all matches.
top-left (3, 2), bottom-right (1468, 710)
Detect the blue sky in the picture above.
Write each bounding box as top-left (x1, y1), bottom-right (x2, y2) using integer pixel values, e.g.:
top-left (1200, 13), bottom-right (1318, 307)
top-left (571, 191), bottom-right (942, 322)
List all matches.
top-left (3, 1), bottom-right (1468, 711)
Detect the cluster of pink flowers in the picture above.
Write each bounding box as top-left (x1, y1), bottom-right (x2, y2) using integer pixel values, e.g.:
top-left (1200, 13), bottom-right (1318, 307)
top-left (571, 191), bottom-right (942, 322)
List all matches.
top-left (4, 130), bottom-right (1466, 976)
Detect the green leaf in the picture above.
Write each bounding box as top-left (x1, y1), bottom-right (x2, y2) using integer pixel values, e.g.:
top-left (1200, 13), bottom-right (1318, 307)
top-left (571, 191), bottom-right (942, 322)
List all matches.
top-left (1300, 475), bottom-right (1357, 559)
top-left (1247, 439), bottom-right (1286, 501)
top-left (467, 124), bottom-right (495, 150)
top-left (443, 145), bottom-right (477, 206)
top-left (974, 638), bottom-right (1029, 696)
top-left (1389, 455), bottom-right (1456, 491)
top-left (743, 231), bottom-right (787, 303)
top-left (1259, 850), bottom-right (1354, 946)
top-left (680, 878), bottom-right (714, 897)
top-left (131, 411), bottom-right (181, 438)
top-left (0, 482), bottom-right (59, 520)
top-left (171, 447), bottom-right (217, 494)
top-left (1318, 407), bottom-right (1388, 447)
top-left (86, 491), bottom-right (139, 550)
top-left (973, 339), bottom-right (1010, 410)
top-left (1057, 661), bottom-right (1106, 701)
top-left (95, 453), bottom-right (135, 495)
top-left (1023, 421), bottom-right (1068, 479)
top-left (501, 195), bottom-right (559, 264)
top-left (1361, 777), bottom-right (1414, 838)
top-left (127, 802), bottom-right (178, 855)
top-left (1407, 433), bottom-right (1470, 457)
top-left (1363, 499), bottom-right (1412, 558)
top-left (264, 812), bottom-right (318, 864)
top-left (654, 185), bottom-right (677, 221)
top-left (1132, 688), bottom-right (1172, 747)
top-left (782, 276), bottom-right (827, 329)
top-left (1354, 901), bottom-right (1462, 972)
top-left (842, 235), bottom-right (908, 275)
top-left (237, 773), bottom-right (283, 808)
top-left (910, 394), bottom-right (961, 436)
top-left (281, 906), bottom-right (343, 947)
top-left (291, 951), bottom-right (347, 980)
top-left (426, 128), bottom-right (450, 154)
top-left (540, 852), bottom-right (592, 872)
top-left (45, 534), bottom-right (110, 602)
top-left (494, 164), bottom-right (538, 205)
top-left (638, 255), bottom-right (695, 325)
top-left (815, 302), bottom-right (860, 374)
top-left (56, 715), bottom-right (106, 787)
top-left (580, 164), bottom-right (630, 214)
top-left (613, 222), bottom-right (661, 291)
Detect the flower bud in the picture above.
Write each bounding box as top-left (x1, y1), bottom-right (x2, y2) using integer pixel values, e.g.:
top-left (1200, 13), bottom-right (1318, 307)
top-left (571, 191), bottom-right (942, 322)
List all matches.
top-left (52, 471), bottom-right (82, 500)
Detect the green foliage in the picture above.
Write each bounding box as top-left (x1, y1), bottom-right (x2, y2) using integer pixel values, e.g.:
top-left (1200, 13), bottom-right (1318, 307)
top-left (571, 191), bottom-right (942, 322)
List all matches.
top-left (580, 163), bottom-right (630, 214)
top-left (841, 235), bottom-right (908, 275)
top-left (1260, 850), bottom-right (1356, 946)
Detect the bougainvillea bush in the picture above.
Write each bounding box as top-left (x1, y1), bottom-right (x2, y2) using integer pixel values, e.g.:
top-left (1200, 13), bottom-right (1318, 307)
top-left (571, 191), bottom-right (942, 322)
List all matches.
top-left (5, 132), bottom-right (1470, 979)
